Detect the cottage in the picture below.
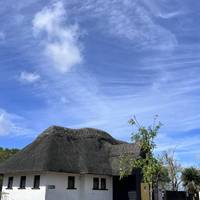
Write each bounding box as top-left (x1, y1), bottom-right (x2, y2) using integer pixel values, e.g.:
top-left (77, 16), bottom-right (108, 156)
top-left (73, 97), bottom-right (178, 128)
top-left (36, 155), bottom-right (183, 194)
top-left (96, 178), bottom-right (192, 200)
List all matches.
top-left (0, 126), bottom-right (141, 200)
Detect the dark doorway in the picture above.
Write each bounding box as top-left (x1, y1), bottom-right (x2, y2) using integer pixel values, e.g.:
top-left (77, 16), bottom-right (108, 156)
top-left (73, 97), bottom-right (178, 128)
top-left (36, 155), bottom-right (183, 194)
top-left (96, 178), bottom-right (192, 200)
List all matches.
top-left (113, 175), bottom-right (137, 200)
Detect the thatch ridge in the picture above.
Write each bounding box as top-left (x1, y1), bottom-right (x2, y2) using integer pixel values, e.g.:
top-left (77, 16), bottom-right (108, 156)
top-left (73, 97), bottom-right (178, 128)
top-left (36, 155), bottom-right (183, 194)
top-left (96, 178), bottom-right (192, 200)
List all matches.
top-left (38, 126), bottom-right (122, 144)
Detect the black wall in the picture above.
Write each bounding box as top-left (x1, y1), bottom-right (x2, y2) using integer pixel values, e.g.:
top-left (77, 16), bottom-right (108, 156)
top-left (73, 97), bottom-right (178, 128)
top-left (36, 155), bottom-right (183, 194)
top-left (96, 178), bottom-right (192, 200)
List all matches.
top-left (113, 175), bottom-right (136, 200)
top-left (165, 191), bottom-right (199, 200)
top-left (166, 191), bottom-right (186, 200)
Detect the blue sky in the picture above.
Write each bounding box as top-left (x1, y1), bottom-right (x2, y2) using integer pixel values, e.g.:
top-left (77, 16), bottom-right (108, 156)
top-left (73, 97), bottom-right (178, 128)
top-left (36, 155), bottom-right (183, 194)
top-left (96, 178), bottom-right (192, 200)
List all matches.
top-left (0, 0), bottom-right (200, 166)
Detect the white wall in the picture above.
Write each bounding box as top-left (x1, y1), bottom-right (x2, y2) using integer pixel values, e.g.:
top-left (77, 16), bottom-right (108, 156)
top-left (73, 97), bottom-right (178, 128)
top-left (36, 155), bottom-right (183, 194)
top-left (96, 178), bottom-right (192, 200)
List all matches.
top-left (1, 173), bottom-right (113, 200)
top-left (45, 173), bottom-right (80, 200)
top-left (81, 174), bottom-right (113, 200)
top-left (45, 173), bottom-right (113, 200)
top-left (1, 174), bottom-right (46, 200)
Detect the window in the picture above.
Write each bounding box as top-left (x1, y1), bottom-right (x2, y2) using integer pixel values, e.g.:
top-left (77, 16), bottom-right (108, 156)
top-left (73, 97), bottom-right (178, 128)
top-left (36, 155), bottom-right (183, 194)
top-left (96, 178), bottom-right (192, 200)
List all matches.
top-left (93, 177), bottom-right (107, 190)
top-left (33, 175), bottom-right (40, 189)
top-left (101, 178), bottom-right (107, 190)
top-left (19, 176), bottom-right (26, 189)
top-left (7, 177), bottom-right (13, 189)
top-left (93, 178), bottom-right (99, 190)
top-left (67, 176), bottom-right (76, 189)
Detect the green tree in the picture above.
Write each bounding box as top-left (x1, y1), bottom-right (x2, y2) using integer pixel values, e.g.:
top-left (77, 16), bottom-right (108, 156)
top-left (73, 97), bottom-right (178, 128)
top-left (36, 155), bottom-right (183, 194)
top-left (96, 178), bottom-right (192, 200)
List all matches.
top-left (0, 147), bottom-right (19, 163)
top-left (182, 167), bottom-right (200, 195)
top-left (155, 165), bottom-right (171, 189)
top-left (120, 115), bottom-right (163, 187)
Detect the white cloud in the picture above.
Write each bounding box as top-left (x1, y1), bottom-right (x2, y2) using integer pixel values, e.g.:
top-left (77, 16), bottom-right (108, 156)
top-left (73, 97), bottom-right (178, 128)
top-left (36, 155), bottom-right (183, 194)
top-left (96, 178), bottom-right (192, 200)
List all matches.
top-left (0, 112), bottom-right (15, 136)
top-left (0, 109), bottom-right (30, 136)
top-left (33, 1), bottom-right (82, 73)
top-left (19, 71), bottom-right (40, 83)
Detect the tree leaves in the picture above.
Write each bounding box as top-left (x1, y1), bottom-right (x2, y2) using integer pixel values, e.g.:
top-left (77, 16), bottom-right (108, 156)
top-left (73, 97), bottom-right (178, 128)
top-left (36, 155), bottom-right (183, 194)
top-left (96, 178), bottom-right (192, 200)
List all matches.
top-left (120, 115), bottom-right (163, 186)
top-left (0, 147), bottom-right (19, 163)
top-left (181, 167), bottom-right (200, 194)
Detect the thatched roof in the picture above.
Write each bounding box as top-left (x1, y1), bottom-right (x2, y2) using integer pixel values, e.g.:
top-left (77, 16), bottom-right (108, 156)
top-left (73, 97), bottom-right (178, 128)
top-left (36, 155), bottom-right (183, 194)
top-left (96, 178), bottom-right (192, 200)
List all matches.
top-left (0, 126), bottom-right (140, 175)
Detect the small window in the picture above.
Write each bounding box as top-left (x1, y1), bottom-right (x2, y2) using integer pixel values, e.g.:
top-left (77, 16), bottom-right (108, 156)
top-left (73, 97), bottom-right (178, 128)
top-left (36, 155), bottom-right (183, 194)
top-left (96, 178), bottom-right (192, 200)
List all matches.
top-left (93, 178), bottom-right (99, 190)
top-left (47, 185), bottom-right (55, 189)
top-left (19, 176), bottom-right (26, 189)
top-left (33, 175), bottom-right (40, 189)
top-left (68, 176), bottom-right (76, 189)
top-left (7, 177), bottom-right (13, 189)
top-left (101, 178), bottom-right (107, 190)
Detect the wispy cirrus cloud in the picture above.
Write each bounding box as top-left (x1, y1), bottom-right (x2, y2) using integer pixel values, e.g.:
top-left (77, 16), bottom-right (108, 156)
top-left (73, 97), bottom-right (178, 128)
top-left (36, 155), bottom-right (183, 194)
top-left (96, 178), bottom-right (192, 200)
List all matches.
top-left (107, 3), bottom-right (177, 50)
top-left (10, 0), bottom-right (198, 138)
top-left (0, 111), bottom-right (15, 136)
top-left (0, 109), bottom-right (32, 136)
top-left (157, 11), bottom-right (183, 19)
top-left (0, 31), bottom-right (5, 41)
top-left (33, 1), bottom-right (83, 73)
top-left (19, 71), bottom-right (40, 83)
top-left (141, 0), bottom-right (184, 19)
top-left (155, 129), bottom-right (200, 167)
top-left (69, 0), bottom-right (178, 50)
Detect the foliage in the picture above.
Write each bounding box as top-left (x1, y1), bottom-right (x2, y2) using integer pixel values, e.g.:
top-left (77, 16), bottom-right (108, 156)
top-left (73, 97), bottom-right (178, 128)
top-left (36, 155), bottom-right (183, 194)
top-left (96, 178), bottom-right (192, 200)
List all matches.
top-left (120, 115), bottom-right (163, 186)
top-left (155, 165), bottom-right (171, 189)
top-left (181, 167), bottom-right (200, 194)
top-left (0, 147), bottom-right (19, 163)
top-left (0, 147), bottom-right (19, 191)
top-left (162, 150), bottom-right (182, 191)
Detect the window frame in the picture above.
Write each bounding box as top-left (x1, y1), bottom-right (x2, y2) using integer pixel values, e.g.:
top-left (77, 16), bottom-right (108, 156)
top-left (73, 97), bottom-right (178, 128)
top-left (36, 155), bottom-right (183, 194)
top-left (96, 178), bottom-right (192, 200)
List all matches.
top-left (100, 178), bottom-right (107, 190)
top-left (32, 175), bottom-right (40, 189)
top-left (67, 176), bottom-right (76, 190)
top-left (19, 176), bottom-right (26, 189)
top-left (93, 177), bottom-right (99, 190)
top-left (6, 177), bottom-right (13, 189)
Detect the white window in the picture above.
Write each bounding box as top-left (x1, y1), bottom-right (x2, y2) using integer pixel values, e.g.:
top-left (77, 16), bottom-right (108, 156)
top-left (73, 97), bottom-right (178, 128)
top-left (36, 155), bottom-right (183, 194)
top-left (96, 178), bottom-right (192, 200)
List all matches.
top-left (93, 177), bottom-right (107, 190)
